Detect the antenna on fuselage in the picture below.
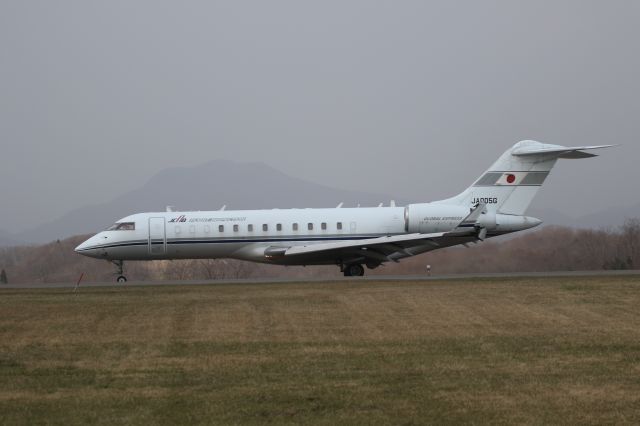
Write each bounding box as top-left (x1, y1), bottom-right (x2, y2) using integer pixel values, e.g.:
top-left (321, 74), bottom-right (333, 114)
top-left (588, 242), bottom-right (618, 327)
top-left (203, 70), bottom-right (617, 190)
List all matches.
top-left (220, 205), bottom-right (227, 211)
top-left (166, 206), bottom-right (175, 212)
top-left (377, 203), bottom-right (383, 207)
top-left (390, 200), bottom-right (396, 207)
top-left (336, 202), bottom-right (343, 208)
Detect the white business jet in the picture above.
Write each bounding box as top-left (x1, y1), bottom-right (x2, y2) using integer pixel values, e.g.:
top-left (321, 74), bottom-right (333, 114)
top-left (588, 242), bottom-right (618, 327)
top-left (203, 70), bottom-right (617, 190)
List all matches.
top-left (76, 140), bottom-right (611, 281)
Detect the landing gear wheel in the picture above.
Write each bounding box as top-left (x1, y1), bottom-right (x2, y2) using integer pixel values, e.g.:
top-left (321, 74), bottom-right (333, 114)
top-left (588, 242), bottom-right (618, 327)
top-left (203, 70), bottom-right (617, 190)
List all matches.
top-left (111, 260), bottom-right (127, 283)
top-left (344, 264), bottom-right (365, 277)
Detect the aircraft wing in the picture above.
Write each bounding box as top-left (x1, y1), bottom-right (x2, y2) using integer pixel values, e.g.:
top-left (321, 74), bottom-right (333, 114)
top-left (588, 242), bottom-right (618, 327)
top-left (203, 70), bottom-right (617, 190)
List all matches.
top-left (264, 203), bottom-right (487, 264)
top-left (264, 229), bottom-right (480, 264)
top-left (280, 232), bottom-right (442, 256)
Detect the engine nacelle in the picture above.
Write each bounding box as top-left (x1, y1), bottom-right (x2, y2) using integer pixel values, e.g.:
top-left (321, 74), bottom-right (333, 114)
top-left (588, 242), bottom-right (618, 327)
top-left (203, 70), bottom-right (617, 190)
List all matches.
top-left (477, 210), bottom-right (497, 230)
top-left (404, 203), bottom-right (472, 233)
top-left (404, 203), bottom-right (541, 235)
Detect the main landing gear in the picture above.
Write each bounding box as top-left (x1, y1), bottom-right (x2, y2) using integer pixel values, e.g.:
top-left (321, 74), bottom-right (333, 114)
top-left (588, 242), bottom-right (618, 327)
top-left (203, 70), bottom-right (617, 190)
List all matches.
top-left (111, 260), bottom-right (127, 283)
top-left (342, 263), bottom-right (365, 277)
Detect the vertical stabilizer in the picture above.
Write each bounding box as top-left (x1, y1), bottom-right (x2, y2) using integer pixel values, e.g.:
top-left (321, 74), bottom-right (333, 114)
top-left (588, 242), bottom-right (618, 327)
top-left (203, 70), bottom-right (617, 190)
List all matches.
top-left (438, 140), bottom-right (613, 215)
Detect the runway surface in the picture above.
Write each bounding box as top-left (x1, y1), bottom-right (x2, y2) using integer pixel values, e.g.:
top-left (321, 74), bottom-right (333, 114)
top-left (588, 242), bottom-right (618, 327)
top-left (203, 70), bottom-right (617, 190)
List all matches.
top-left (2, 269), bottom-right (640, 289)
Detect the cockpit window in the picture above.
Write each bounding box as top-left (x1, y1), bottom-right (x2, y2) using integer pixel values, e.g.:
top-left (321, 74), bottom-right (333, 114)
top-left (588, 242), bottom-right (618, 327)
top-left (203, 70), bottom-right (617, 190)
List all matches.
top-left (107, 222), bottom-right (136, 231)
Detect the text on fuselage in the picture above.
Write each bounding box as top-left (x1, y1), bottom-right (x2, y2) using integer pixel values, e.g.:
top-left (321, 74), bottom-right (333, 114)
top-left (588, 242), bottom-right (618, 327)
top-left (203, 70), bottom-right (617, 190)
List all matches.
top-left (472, 197), bottom-right (498, 204)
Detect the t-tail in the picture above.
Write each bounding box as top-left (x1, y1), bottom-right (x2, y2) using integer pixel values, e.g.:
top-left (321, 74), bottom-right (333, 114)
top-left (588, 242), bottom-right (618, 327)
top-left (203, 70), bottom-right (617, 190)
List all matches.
top-left (438, 140), bottom-right (614, 215)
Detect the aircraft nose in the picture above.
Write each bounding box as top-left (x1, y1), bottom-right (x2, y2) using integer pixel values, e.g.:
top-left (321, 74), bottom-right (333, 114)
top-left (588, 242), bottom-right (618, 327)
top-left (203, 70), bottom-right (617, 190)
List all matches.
top-left (75, 239), bottom-right (91, 253)
top-left (75, 235), bottom-right (104, 257)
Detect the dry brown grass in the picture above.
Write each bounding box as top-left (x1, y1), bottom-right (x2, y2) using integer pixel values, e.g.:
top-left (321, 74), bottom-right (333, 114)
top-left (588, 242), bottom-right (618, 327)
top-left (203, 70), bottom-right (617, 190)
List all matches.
top-left (1, 275), bottom-right (640, 424)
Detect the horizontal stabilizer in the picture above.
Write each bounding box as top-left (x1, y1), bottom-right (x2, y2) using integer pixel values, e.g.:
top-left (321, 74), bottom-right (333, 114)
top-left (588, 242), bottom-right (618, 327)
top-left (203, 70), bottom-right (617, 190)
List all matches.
top-left (512, 143), bottom-right (615, 159)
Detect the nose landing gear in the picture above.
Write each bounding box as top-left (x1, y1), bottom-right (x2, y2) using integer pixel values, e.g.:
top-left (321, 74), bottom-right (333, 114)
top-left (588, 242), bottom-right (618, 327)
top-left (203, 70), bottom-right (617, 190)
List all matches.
top-left (111, 260), bottom-right (127, 283)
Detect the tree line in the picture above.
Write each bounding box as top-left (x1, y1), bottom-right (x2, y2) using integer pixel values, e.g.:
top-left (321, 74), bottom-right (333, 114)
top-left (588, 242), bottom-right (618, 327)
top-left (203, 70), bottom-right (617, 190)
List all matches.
top-left (1, 219), bottom-right (638, 284)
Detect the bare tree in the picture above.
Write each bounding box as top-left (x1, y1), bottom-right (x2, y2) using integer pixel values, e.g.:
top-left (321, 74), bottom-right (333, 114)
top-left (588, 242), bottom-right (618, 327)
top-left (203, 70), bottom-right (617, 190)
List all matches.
top-left (163, 259), bottom-right (199, 281)
top-left (619, 218), bottom-right (640, 268)
top-left (1, 219), bottom-right (639, 283)
top-left (198, 259), bottom-right (250, 280)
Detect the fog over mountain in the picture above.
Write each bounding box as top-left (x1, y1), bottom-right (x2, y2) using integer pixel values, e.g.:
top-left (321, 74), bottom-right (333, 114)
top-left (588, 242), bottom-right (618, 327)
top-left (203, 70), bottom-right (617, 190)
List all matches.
top-left (0, 230), bottom-right (21, 247)
top-left (0, 160), bottom-right (636, 247)
top-left (5, 160), bottom-right (411, 245)
top-left (529, 205), bottom-right (640, 230)
top-left (1, 2), bottom-right (638, 234)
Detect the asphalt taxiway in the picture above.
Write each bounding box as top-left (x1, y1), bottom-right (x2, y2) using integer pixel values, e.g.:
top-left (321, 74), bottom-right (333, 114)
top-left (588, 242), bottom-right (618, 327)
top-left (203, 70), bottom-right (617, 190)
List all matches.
top-left (1, 270), bottom-right (639, 289)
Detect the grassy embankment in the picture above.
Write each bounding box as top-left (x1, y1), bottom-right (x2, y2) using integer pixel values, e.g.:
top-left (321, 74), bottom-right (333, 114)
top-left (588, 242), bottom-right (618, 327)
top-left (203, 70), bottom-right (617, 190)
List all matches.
top-left (1, 275), bottom-right (640, 424)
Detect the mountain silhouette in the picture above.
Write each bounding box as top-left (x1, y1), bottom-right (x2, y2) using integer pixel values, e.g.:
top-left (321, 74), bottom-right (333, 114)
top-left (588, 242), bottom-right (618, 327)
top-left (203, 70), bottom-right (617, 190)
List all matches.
top-left (10, 160), bottom-right (411, 244)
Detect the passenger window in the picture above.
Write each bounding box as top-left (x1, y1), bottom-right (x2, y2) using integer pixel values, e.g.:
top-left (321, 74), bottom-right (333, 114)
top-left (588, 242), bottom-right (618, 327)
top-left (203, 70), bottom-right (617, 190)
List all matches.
top-left (337, 222), bottom-right (343, 230)
top-left (248, 224), bottom-right (254, 232)
top-left (204, 225), bottom-right (210, 233)
top-left (233, 224), bottom-right (239, 232)
top-left (263, 224), bottom-right (268, 231)
top-left (292, 223), bottom-right (298, 231)
top-left (219, 225), bottom-right (224, 232)
top-left (276, 223), bottom-right (282, 231)
top-left (321, 222), bottom-right (327, 230)
top-left (308, 223), bottom-right (313, 231)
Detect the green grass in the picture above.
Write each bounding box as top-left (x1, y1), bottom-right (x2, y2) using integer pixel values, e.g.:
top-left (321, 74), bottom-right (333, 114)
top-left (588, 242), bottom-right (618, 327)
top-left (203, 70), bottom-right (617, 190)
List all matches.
top-left (1, 276), bottom-right (640, 425)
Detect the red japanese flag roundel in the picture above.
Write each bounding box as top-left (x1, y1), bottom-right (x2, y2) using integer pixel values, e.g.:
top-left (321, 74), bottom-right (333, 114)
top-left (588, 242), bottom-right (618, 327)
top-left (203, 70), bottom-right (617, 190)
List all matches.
top-left (497, 172), bottom-right (524, 185)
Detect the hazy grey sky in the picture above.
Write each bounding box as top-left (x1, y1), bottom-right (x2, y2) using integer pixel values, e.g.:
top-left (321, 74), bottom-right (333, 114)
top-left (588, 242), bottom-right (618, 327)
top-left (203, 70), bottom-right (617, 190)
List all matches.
top-left (1, 1), bottom-right (638, 231)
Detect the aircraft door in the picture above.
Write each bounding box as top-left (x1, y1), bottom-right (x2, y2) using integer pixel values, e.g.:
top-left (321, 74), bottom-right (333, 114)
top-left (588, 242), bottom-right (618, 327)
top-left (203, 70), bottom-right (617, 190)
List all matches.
top-left (148, 217), bottom-right (166, 255)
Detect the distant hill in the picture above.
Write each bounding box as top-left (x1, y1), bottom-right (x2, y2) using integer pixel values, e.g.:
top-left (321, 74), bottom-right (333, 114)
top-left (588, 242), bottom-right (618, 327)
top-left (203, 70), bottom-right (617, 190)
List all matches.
top-left (13, 160), bottom-right (411, 244)
top-left (578, 202), bottom-right (640, 229)
top-left (0, 229), bottom-right (22, 247)
top-left (527, 208), bottom-right (577, 228)
top-left (529, 204), bottom-right (640, 229)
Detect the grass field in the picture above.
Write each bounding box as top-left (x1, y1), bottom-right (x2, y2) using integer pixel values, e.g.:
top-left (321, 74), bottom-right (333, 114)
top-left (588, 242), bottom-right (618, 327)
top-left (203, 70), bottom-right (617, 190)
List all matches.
top-left (1, 276), bottom-right (640, 425)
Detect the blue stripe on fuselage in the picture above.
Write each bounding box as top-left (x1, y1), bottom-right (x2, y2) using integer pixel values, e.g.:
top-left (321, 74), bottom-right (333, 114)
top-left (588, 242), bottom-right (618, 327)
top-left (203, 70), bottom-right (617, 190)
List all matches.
top-left (75, 235), bottom-right (390, 251)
